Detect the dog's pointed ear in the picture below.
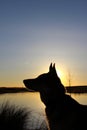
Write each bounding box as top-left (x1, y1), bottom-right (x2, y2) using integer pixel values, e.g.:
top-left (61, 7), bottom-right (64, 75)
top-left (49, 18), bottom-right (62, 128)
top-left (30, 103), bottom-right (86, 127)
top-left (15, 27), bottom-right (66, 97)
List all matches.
top-left (53, 63), bottom-right (55, 69)
top-left (49, 63), bottom-right (56, 72)
top-left (53, 63), bottom-right (57, 72)
top-left (49, 63), bottom-right (53, 72)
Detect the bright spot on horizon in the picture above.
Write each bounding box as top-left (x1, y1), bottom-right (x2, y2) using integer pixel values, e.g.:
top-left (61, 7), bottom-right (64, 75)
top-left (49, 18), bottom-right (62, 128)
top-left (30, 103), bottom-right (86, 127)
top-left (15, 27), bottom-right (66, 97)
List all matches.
top-left (56, 69), bottom-right (68, 86)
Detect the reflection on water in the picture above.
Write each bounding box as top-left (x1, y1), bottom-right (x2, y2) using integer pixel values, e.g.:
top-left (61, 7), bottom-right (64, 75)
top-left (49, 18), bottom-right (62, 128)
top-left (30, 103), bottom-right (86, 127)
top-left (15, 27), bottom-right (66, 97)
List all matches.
top-left (0, 92), bottom-right (87, 129)
top-left (68, 93), bottom-right (87, 105)
top-left (0, 92), bottom-right (45, 111)
top-left (0, 92), bottom-right (87, 112)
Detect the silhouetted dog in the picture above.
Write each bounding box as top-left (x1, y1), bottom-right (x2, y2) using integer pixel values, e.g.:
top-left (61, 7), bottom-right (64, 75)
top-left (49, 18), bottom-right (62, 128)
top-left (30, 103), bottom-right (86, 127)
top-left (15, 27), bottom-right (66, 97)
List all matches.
top-left (23, 63), bottom-right (87, 130)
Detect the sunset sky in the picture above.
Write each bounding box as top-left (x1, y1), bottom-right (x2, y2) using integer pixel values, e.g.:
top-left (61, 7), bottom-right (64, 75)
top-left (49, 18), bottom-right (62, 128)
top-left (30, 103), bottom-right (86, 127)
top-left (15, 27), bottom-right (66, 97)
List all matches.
top-left (0, 0), bottom-right (87, 87)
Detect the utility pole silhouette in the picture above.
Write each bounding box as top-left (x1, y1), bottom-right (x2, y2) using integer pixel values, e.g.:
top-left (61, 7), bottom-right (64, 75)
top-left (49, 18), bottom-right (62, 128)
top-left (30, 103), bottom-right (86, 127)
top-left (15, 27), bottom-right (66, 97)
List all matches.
top-left (69, 72), bottom-right (71, 87)
top-left (68, 71), bottom-right (72, 96)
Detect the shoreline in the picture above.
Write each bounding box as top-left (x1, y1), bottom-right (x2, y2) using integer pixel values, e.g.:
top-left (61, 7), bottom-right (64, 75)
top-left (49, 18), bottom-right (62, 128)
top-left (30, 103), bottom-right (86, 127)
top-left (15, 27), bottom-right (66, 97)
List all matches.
top-left (0, 86), bottom-right (87, 94)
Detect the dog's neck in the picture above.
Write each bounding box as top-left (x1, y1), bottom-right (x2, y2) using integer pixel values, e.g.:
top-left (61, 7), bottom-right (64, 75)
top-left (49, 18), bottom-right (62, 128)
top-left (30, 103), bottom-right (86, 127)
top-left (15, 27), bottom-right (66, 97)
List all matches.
top-left (44, 94), bottom-right (65, 130)
top-left (45, 93), bottom-right (66, 114)
top-left (40, 91), bottom-right (66, 116)
top-left (46, 94), bottom-right (65, 108)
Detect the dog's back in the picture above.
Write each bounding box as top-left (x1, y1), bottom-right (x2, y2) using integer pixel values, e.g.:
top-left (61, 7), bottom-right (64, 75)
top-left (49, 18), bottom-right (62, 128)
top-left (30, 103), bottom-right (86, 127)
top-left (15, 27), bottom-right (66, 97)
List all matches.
top-left (23, 63), bottom-right (87, 130)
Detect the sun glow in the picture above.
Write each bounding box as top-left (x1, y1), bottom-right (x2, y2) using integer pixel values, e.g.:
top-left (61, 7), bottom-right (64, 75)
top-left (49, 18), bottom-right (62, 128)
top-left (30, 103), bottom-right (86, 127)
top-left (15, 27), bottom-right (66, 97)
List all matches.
top-left (56, 69), bottom-right (67, 86)
top-left (57, 70), bottom-right (62, 78)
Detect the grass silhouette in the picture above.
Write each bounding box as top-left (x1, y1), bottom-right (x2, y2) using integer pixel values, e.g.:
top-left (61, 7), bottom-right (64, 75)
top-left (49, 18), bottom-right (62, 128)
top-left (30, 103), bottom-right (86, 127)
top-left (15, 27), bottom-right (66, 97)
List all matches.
top-left (0, 102), bottom-right (28, 130)
top-left (0, 102), bottom-right (48, 130)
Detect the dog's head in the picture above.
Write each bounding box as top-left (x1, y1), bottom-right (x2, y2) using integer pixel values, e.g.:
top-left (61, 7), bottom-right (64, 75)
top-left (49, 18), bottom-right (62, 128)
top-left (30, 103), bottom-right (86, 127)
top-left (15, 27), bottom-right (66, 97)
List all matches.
top-left (23, 63), bottom-right (65, 105)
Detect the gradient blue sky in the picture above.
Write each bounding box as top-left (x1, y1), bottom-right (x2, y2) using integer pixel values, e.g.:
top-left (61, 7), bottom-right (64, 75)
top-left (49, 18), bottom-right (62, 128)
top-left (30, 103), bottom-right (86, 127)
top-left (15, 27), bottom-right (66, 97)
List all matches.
top-left (0, 0), bottom-right (87, 87)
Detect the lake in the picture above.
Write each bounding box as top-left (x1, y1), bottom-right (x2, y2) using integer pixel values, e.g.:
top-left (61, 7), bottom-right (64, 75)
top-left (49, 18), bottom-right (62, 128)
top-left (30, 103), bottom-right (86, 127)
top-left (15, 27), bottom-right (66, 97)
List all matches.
top-left (0, 92), bottom-right (87, 129)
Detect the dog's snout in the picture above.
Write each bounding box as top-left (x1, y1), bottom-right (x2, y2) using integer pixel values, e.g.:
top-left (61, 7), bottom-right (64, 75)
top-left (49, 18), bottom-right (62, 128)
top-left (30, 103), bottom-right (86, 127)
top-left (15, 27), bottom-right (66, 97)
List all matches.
top-left (23, 80), bottom-right (26, 84)
top-left (23, 79), bottom-right (28, 86)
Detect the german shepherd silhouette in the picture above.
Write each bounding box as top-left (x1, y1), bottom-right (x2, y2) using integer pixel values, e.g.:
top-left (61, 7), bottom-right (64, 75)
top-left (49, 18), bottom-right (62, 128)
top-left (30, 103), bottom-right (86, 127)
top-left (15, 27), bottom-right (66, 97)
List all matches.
top-left (23, 63), bottom-right (87, 130)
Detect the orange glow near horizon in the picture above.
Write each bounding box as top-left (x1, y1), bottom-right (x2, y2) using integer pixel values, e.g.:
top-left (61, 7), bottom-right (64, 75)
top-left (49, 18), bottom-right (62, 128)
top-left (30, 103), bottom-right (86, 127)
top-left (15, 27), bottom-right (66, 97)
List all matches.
top-left (0, 63), bottom-right (87, 87)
